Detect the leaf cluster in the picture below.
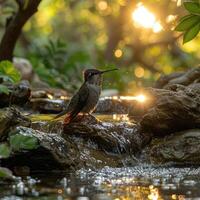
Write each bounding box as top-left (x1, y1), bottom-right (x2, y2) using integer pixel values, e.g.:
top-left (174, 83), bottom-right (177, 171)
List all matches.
top-left (0, 61), bottom-right (21, 94)
top-left (175, 0), bottom-right (200, 43)
top-left (29, 39), bottom-right (90, 91)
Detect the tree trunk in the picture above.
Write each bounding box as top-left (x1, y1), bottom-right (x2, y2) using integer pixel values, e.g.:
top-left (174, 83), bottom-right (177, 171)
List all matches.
top-left (0, 0), bottom-right (41, 61)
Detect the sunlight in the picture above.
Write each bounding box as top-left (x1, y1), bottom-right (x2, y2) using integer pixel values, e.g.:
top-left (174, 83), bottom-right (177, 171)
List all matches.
top-left (47, 94), bottom-right (53, 99)
top-left (132, 3), bottom-right (162, 33)
top-left (133, 94), bottom-right (146, 102)
top-left (112, 114), bottom-right (129, 122)
top-left (102, 95), bottom-right (147, 103)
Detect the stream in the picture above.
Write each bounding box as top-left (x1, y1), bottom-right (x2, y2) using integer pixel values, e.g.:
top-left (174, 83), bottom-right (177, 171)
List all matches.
top-left (1, 165), bottom-right (200, 199)
top-left (1, 113), bottom-right (200, 199)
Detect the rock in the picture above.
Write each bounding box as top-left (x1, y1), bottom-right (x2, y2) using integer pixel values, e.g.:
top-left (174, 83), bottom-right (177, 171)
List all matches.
top-left (0, 81), bottom-right (31, 107)
top-left (0, 107), bottom-right (31, 140)
top-left (95, 98), bottom-right (131, 114)
top-left (155, 66), bottom-right (200, 89)
top-left (154, 72), bottom-right (184, 88)
top-left (31, 90), bottom-right (48, 99)
top-left (1, 126), bottom-right (77, 171)
top-left (150, 129), bottom-right (200, 165)
top-left (101, 89), bottom-right (119, 97)
top-left (2, 115), bottom-right (150, 171)
top-left (62, 115), bottom-right (150, 154)
top-left (13, 57), bottom-right (34, 81)
top-left (31, 88), bottom-right (69, 99)
top-left (29, 98), bottom-right (67, 113)
top-left (0, 124), bottom-right (129, 171)
top-left (140, 84), bottom-right (200, 137)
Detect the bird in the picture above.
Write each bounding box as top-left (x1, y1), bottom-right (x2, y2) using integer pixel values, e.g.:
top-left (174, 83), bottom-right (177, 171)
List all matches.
top-left (54, 68), bottom-right (118, 124)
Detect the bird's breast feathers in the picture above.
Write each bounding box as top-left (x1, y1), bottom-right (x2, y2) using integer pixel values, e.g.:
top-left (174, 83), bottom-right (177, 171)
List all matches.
top-left (81, 83), bottom-right (101, 113)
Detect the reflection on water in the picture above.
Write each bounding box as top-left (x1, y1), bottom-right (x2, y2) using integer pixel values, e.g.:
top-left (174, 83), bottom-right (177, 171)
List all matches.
top-left (30, 114), bottom-right (131, 123)
top-left (1, 165), bottom-right (200, 199)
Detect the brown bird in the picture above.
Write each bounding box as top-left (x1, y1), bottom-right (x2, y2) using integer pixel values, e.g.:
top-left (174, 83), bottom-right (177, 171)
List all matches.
top-left (54, 68), bottom-right (118, 124)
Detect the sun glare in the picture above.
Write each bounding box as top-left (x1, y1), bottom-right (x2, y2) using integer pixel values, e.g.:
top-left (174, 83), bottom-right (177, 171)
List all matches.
top-left (132, 3), bottom-right (162, 33)
top-left (103, 95), bottom-right (147, 103)
top-left (134, 94), bottom-right (146, 102)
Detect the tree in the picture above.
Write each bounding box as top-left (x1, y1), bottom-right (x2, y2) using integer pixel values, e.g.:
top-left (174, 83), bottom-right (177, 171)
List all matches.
top-left (0, 0), bottom-right (42, 61)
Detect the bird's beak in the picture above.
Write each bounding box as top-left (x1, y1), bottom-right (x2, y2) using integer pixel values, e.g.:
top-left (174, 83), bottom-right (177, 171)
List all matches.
top-left (100, 68), bottom-right (118, 74)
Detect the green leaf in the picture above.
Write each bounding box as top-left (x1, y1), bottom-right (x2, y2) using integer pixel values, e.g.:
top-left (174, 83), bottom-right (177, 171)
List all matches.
top-left (10, 134), bottom-right (39, 151)
top-left (0, 61), bottom-right (21, 83)
top-left (0, 84), bottom-right (10, 95)
top-left (175, 15), bottom-right (200, 31)
top-left (184, 2), bottom-right (200, 14)
top-left (183, 22), bottom-right (200, 43)
top-left (0, 143), bottom-right (11, 158)
top-left (0, 167), bottom-right (13, 179)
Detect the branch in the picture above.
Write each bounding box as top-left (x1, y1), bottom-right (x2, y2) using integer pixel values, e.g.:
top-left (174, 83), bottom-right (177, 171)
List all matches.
top-left (0, 0), bottom-right (42, 61)
top-left (145, 34), bottom-right (182, 48)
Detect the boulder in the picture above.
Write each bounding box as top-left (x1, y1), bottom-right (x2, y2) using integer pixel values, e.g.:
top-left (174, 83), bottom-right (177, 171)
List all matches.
top-left (0, 107), bottom-right (31, 140)
top-left (0, 81), bottom-right (31, 107)
top-left (140, 83), bottom-right (200, 137)
top-left (150, 129), bottom-right (200, 165)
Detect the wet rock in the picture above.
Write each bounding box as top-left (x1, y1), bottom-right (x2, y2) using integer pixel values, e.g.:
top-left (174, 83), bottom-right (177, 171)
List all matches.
top-left (0, 107), bottom-right (31, 140)
top-left (1, 126), bottom-right (78, 171)
top-left (1, 124), bottom-right (128, 171)
top-left (0, 81), bottom-right (31, 107)
top-left (30, 114), bottom-right (151, 170)
top-left (140, 84), bottom-right (200, 137)
top-left (150, 129), bottom-right (200, 165)
top-left (29, 98), bottom-right (67, 113)
top-left (63, 115), bottom-right (150, 154)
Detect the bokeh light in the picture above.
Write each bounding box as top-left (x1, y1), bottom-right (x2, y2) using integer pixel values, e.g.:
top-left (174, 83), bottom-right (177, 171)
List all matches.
top-left (114, 49), bottom-right (123, 58)
top-left (132, 3), bottom-right (163, 33)
top-left (134, 66), bottom-right (144, 78)
top-left (98, 1), bottom-right (108, 11)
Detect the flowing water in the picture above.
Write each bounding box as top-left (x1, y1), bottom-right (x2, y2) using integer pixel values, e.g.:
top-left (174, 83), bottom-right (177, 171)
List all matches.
top-left (1, 165), bottom-right (200, 199)
top-left (1, 114), bottom-right (200, 199)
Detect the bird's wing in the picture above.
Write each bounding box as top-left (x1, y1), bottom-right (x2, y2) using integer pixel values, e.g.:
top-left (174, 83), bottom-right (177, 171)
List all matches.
top-left (64, 84), bottom-right (89, 124)
top-left (54, 84), bottom-right (89, 122)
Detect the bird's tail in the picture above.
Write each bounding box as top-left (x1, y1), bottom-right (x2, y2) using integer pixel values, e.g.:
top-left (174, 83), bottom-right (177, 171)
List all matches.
top-left (63, 114), bottom-right (72, 124)
top-left (63, 110), bottom-right (80, 125)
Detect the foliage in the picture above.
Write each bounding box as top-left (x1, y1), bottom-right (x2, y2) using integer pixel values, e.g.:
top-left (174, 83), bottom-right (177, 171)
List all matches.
top-left (0, 143), bottom-right (11, 158)
top-left (175, 1), bottom-right (200, 43)
top-left (0, 167), bottom-right (13, 179)
top-left (0, 61), bottom-right (21, 83)
top-left (28, 39), bottom-right (90, 91)
top-left (10, 134), bottom-right (39, 151)
top-left (0, 0), bottom-right (200, 93)
top-left (0, 61), bottom-right (21, 94)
